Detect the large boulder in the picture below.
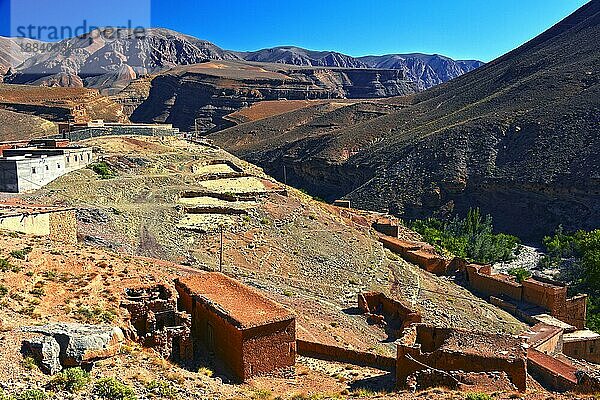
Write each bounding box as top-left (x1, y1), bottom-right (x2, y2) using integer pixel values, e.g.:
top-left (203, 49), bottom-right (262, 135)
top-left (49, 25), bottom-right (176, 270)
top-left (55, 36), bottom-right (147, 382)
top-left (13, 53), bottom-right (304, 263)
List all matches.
top-left (22, 323), bottom-right (124, 373)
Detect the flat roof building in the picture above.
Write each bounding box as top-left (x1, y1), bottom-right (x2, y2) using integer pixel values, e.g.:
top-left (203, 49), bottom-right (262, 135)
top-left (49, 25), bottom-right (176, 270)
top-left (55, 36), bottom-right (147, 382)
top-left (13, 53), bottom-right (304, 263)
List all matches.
top-left (175, 273), bottom-right (296, 381)
top-left (0, 144), bottom-right (92, 193)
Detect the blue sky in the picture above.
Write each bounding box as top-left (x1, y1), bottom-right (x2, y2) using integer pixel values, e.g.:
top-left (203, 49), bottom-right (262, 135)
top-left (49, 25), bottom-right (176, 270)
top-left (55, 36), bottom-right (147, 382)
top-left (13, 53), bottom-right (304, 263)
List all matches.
top-left (1, 0), bottom-right (590, 62)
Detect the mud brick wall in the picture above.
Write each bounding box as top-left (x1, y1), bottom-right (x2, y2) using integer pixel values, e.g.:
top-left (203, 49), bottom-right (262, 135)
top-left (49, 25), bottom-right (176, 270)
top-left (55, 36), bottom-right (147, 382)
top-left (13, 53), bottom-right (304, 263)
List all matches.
top-left (560, 295), bottom-right (587, 329)
top-left (527, 348), bottom-right (577, 393)
top-left (522, 279), bottom-right (566, 312)
top-left (379, 236), bottom-right (450, 275)
top-left (176, 284), bottom-right (245, 380)
top-left (404, 250), bottom-right (448, 275)
top-left (359, 292), bottom-right (422, 329)
top-left (48, 210), bottom-right (78, 244)
top-left (242, 320), bottom-right (296, 380)
top-left (297, 340), bottom-right (395, 371)
top-left (466, 264), bottom-right (522, 301)
top-left (372, 222), bottom-right (400, 238)
top-left (175, 281), bottom-right (295, 382)
top-left (563, 337), bottom-right (600, 364)
top-left (397, 325), bottom-right (527, 392)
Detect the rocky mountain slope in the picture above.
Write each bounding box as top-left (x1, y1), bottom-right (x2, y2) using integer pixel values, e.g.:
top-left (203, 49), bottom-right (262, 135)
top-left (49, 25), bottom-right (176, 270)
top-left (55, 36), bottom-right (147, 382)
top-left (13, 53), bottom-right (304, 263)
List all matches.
top-left (0, 108), bottom-right (57, 140)
top-left (210, 1), bottom-right (600, 242)
top-left (237, 46), bottom-right (369, 68)
top-left (3, 28), bottom-right (239, 93)
top-left (130, 61), bottom-right (417, 132)
top-left (239, 47), bottom-right (484, 89)
top-left (0, 36), bottom-right (44, 74)
top-left (358, 53), bottom-right (484, 90)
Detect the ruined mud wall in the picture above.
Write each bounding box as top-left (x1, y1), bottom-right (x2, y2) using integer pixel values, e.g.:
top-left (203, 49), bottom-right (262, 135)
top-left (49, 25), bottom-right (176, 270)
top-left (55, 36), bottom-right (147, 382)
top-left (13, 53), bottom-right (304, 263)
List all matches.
top-left (561, 296), bottom-right (587, 330)
top-left (241, 320), bottom-right (296, 380)
top-left (358, 292), bottom-right (421, 329)
top-left (379, 236), bottom-right (451, 275)
top-left (297, 340), bottom-right (395, 371)
top-left (397, 344), bottom-right (527, 392)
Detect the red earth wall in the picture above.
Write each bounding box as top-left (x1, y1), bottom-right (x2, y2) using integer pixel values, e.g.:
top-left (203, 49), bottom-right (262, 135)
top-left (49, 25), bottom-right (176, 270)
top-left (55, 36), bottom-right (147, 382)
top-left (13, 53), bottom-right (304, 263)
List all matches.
top-left (297, 340), bottom-right (395, 371)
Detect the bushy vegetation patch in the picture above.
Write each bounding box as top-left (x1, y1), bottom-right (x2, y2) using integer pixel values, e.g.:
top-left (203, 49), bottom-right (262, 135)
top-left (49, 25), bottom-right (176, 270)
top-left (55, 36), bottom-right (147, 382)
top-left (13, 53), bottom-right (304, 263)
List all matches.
top-left (93, 377), bottom-right (136, 400)
top-left (540, 227), bottom-right (600, 332)
top-left (90, 162), bottom-right (116, 179)
top-left (411, 208), bottom-right (520, 264)
top-left (48, 367), bottom-right (91, 393)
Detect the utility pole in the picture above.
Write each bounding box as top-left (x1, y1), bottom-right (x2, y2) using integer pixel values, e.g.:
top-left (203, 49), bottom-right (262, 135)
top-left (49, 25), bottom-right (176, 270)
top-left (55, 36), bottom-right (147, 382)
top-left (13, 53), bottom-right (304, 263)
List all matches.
top-left (283, 165), bottom-right (287, 185)
top-left (219, 225), bottom-right (224, 273)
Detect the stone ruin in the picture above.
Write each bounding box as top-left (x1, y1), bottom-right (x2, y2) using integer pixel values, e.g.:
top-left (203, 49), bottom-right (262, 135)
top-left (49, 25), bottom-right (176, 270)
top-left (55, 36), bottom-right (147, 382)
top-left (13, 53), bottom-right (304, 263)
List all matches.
top-left (21, 323), bottom-right (124, 374)
top-left (120, 284), bottom-right (193, 363)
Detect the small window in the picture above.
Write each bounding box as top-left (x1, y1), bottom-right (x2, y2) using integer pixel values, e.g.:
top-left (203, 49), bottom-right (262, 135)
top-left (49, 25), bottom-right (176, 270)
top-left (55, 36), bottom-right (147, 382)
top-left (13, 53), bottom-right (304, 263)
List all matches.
top-left (87, 154), bottom-right (91, 161)
top-left (74, 155), bottom-right (78, 161)
top-left (66, 156), bottom-right (70, 162)
top-left (57, 164), bottom-right (61, 169)
top-left (31, 167), bottom-right (36, 174)
top-left (45, 165), bottom-right (49, 171)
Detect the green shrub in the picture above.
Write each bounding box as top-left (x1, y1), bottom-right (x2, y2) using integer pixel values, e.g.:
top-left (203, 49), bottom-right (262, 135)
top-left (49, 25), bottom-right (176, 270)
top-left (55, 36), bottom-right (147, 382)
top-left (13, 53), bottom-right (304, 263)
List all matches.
top-left (90, 162), bottom-right (116, 179)
top-left (0, 285), bottom-right (8, 297)
top-left (0, 258), bottom-right (20, 272)
top-left (48, 367), bottom-right (91, 393)
top-left (411, 208), bottom-right (520, 264)
top-left (93, 377), bottom-right (136, 400)
top-left (15, 390), bottom-right (47, 400)
top-left (74, 306), bottom-right (117, 324)
top-left (145, 380), bottom-right (177, 399)
top-left (508, 267), bottom-right (532, 283)
top-left (22, 356), bottom-right (38, 370)
top-left (29, 288), bottom-right (45, 298)
top-left (10, 247), bottom-right (32, 260)
top-left (465, 393), bottom-right (491, 400)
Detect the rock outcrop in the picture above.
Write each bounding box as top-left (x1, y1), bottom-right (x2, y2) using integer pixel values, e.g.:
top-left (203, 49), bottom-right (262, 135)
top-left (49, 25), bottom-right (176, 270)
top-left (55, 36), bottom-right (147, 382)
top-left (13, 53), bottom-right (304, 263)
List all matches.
top-left (22, 323), bottom-right (124, 374)
top-left (131, 60), bottom-right (417, 132)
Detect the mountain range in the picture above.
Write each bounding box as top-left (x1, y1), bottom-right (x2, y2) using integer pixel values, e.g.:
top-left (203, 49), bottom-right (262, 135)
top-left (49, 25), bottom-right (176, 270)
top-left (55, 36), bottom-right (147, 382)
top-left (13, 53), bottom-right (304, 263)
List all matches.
top-left (0, 29), bottom-right (483, 92)
top-left (210, 0), bottom-right (600, 242)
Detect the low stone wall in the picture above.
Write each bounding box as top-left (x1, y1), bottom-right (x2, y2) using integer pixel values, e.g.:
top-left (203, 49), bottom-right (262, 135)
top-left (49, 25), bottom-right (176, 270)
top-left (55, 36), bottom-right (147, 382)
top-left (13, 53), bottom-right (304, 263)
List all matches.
top-left (297, 340), bottom-right (395, 371)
